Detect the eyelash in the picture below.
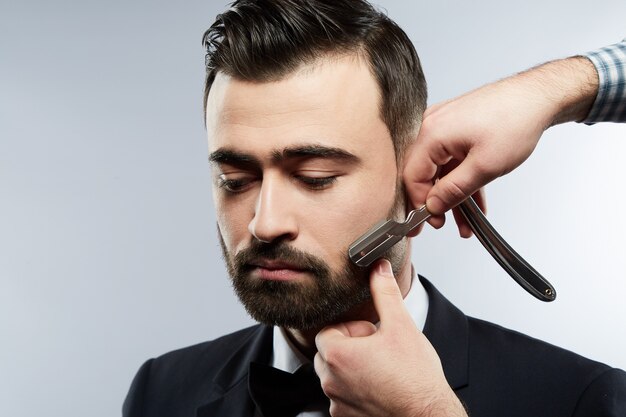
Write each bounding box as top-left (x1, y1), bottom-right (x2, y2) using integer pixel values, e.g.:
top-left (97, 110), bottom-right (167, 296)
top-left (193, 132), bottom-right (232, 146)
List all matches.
top-left (218, 175), bottom-right (337, 193)
top-left (297, 175), bottom-right (337, 189)
top-left (217, 178), bottom-right (248, 193)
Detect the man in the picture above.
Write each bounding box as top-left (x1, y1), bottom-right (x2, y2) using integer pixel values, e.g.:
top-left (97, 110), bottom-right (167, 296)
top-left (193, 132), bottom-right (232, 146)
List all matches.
top-left (123, 1), bottom-right (626, 416)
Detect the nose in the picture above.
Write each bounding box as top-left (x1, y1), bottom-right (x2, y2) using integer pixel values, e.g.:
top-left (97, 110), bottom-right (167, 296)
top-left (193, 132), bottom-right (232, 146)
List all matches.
top-left (248, 175), bottom-right (299, 243)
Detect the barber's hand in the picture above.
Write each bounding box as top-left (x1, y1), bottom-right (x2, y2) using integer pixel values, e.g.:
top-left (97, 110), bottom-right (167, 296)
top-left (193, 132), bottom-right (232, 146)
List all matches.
top-left (403, 56), bottom-right (598, 238)
top-left (314, 259), bottom-right (467, 417)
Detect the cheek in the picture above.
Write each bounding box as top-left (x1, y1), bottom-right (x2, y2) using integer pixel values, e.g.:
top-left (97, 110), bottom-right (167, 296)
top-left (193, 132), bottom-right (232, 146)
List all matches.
top-left (310, 179), bottom-right (396, 257)
top-left (214, 194), bottom-right (255, 251)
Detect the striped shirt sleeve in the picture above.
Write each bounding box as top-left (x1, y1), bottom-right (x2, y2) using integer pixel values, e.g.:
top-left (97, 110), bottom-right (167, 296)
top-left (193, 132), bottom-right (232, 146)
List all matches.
top-left (581, 40), bottom-right (626, 123)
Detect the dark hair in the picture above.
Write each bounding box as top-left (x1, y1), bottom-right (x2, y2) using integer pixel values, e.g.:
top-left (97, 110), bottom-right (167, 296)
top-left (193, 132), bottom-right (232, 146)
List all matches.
top-left (202, 0), bottom-right (427, 159)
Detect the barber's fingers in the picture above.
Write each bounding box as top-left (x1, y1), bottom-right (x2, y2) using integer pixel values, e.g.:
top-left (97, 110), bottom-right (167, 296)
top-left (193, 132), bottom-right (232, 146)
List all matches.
top-left (315, 321), bottom-right (377, 357)
top-left (314, 320), bottom-right (377, 384)
top-left (424, 152), bottom-right (495, 215)
top-left (451, 188), bottom-right (487, 238)
top-left (403, 125), bottom-right (466, 234)
top-left (342, 321), bottom-right (377, 337)
top-left (402, 147), bottom-right (439, 211)
top-left (321, 321), bottom-right (377, 339)
top-left (369, 259), bottom-right (414, 331)
top-left (315, 259), bottom-right (406, 364)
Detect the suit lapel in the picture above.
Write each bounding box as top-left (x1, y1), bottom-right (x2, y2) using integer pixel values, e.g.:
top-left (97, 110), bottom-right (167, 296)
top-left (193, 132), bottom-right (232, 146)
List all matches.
top-left (196, 324), bottom-right (273, 417)
top-left (420, 276), bottom-right (470, 394)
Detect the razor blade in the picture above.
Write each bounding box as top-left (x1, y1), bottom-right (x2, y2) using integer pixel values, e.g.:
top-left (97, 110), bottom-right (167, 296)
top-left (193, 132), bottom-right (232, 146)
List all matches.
top-left (348, 197), bottom-right (557, 302)
top-left (349, 205), bottom-right (431, 267)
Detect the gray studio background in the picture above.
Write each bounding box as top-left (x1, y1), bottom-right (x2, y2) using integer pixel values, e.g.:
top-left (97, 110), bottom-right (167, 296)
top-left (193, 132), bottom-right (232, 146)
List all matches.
top-left (1, 0), bottom-right (625, 416)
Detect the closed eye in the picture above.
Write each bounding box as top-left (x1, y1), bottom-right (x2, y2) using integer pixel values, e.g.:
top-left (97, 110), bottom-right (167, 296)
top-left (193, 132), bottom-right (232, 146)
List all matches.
top-left (217, 175), bottom-right (255, 193)
top-left (295, 175), bottom-right (337, 190)
top-left (217, 175), bottom-right (338, 194)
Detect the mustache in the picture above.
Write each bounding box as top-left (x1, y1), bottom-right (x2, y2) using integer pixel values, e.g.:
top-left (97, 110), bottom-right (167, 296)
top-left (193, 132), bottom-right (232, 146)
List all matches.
top-left (233, 240), bottom-right (329, 275)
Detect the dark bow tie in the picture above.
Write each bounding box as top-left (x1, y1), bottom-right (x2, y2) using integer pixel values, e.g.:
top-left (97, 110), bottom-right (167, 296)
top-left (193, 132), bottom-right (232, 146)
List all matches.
top-left (248, 362), bottom-right (329, 417)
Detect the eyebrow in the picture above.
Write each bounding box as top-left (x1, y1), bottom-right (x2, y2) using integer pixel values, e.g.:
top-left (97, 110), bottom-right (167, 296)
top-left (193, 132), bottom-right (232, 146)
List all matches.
top-left (208, 144), bottom-right (361, 167)
top-left (277, 145), bottom-right (361, 163)
top-left (208, 149), bottom-right (258, 166)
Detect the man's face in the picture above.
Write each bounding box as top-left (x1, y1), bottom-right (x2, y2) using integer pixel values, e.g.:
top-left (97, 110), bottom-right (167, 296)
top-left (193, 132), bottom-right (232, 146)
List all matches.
top-left (206, 55), bottom-right (408, 330)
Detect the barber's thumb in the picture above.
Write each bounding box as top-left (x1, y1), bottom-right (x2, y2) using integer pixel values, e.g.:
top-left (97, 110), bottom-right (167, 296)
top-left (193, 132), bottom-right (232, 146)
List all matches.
top-left (427, 167), bottom-right (481, 215)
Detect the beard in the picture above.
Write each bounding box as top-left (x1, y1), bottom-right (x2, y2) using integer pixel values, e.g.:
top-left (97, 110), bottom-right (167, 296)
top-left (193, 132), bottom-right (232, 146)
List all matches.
top-left (217, 182), bottom-right (409, 330)
top-left (219, 235), bottom-right (371, 330)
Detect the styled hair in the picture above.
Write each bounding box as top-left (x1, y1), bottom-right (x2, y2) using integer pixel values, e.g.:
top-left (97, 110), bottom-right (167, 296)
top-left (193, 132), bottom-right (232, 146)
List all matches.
top-left (202, 0), bottom-right (427, 159)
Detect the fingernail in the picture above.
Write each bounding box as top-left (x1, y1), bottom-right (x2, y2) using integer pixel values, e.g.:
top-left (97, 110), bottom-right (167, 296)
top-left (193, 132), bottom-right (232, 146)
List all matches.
top-left (377, 259), bottom-right (393, 276)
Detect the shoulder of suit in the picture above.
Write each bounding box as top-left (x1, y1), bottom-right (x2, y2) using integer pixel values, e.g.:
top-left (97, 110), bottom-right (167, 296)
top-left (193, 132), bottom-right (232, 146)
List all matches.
top-left (466, 315), bottom-right (613, 382)
top-left (148, 324), bottom-right (263, 374)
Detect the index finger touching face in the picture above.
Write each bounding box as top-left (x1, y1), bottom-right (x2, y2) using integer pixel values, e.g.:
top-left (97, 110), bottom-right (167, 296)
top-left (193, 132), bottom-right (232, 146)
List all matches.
top-left (369, 259), bottom-right (414, 330)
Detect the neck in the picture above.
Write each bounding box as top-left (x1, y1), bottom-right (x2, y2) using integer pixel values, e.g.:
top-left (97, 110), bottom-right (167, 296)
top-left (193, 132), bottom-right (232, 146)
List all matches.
top-left (283, 242), bottom-right (414, 360)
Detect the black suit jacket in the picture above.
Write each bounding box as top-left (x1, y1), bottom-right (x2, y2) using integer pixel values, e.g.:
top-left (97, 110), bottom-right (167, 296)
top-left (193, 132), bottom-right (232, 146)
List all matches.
top-left (123, 277), bottom-right (626, 416)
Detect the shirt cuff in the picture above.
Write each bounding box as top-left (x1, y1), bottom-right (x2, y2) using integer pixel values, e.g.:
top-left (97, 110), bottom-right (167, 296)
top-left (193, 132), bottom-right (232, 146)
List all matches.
top-left (580, 40), bottom-right (626, 124)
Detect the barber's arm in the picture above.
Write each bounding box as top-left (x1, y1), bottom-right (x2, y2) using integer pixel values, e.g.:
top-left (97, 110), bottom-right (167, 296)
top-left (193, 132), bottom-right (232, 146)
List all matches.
top-left (403, 40), bottom-right (626, 237)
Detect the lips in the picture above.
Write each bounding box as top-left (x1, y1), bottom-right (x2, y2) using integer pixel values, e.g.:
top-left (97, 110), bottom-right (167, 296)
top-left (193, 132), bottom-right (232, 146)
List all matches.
top-left (249, 259), bottom-right (309, 281)
top-left (251, 259), bottom-right (305, 271)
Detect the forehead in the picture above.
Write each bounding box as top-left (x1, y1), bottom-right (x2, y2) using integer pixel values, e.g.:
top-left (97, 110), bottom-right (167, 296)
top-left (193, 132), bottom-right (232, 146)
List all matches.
top-left (205, 54), bottom-right (394, 160)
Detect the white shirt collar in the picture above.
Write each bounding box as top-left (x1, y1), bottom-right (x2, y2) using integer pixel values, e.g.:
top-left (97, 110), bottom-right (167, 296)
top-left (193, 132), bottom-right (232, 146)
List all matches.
top-left (270, 270), bottom-right (429, 372)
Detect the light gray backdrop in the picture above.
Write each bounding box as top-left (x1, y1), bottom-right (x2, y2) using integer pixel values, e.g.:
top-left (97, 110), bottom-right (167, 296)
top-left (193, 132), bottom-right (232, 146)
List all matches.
top-left (1, 1), bottom-right (625, 416)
